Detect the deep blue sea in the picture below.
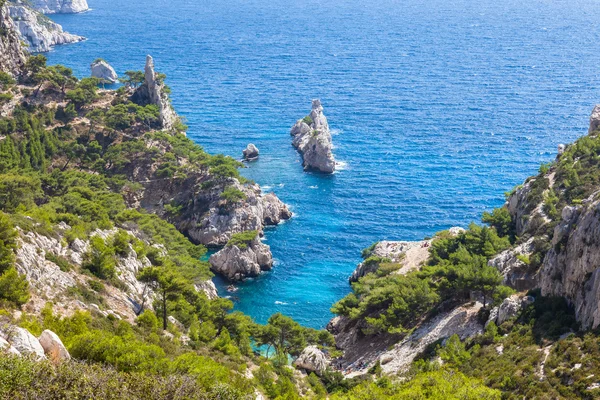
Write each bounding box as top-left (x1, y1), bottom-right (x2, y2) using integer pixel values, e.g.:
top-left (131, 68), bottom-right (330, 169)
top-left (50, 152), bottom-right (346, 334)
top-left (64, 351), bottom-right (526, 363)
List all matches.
top-left (46, 0), bottom-right (600, 328)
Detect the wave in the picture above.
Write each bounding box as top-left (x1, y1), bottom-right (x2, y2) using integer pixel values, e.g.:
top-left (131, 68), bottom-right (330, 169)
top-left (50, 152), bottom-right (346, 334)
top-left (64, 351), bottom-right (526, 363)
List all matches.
top-left (275, 301), bottom-right (288, 305)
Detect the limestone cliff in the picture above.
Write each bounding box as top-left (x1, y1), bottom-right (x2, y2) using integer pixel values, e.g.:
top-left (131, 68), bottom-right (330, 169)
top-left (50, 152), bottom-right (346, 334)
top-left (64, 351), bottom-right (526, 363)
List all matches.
top-left (290, 99), bottom-right (336, 173)
top-left (8, 2), bottom-right (84, 52)
top-left (29, 0), bottom-right (88, 14)
top-left (0, 3), bottom-right (26, 76)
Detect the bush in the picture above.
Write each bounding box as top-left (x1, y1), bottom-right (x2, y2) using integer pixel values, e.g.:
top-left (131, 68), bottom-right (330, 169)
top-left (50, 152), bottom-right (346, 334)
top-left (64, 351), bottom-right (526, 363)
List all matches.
top-left (220, 186), bottom-right (246, 204)
top-left (82, 236), bottom-right (116, 280)
top-left (227, 230), bottom-right (257, 250)
top-left (0, 267), bottom-right (30, 306)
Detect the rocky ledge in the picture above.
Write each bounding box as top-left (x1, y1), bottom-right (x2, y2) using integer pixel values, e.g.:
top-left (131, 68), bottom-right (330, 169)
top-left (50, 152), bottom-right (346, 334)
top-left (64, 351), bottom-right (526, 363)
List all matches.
top-left (29, 0), bottom-right (89, 14)
top-left (8, 2), bottom-right (85, 52)
top-left (290, 99), bottom-right (336, 173)
top-left (209, 231), bottom-right (273, 281)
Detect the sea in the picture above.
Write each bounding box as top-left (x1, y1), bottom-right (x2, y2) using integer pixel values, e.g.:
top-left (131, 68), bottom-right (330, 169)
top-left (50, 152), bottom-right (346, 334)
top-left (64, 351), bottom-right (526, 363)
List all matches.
top-left (46, 0), bottom-right (600, 328)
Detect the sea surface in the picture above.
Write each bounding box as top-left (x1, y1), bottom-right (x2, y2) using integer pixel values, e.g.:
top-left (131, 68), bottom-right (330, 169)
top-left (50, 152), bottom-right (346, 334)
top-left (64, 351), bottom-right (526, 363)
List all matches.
top-left (46, 0), bottom-right (600, 328)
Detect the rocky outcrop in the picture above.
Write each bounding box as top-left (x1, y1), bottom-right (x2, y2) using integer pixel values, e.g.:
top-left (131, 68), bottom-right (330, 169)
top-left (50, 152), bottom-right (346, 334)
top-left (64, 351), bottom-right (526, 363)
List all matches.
top-left (132, 55), bottom-right (178, 131)
top-left (242, 144), bottom-right (259, 161)
top-left (539, 194), bottom-right (600, 329)
top-left (589, 105), bottom-right (600, 134)
top-left (196, 279), bottom-right (219, 300)
top-left (290, 99), bottom-right (335, 173)
top-left (3, 326), bottom-right (46, 360)
top-left (294, 346), bottom-right (329, 375)
top-left (487, 295), bottom-right (535, 327)
top-left (488, 238), bottom-right (538, 291)
top-left (507, 172), bottom-right (554, 237)
top-left (91, 59), bottom-right (118, 84)
top-left (350, 240), bottom-right (431, 282)
top-left (209, 233), bottom-right (273, 281)
top-left (8, 3), bottom-right (84, 52)
top-left (0, 336), bottom-right (21, 356)
top-left (29, 0), bottom-right (89, 14)
top-left (0, 3), bottom-right (26, 76)
top-left (38, 329), bottom-right (70, 363)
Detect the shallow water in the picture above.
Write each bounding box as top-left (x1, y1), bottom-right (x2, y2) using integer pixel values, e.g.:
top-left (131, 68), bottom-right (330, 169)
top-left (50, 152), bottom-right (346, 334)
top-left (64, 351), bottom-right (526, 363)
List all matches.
top-left (46, 0), bottom-right (600, 328)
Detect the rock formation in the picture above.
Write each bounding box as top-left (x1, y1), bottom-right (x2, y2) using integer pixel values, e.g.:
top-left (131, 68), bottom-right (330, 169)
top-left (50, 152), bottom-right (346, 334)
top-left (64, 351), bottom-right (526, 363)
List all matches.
top-left (294, 346), bottom-right (329, 375)
top-left (488, 238), bottom-right (538, 291)
top-left (8, 2), bottom-right (84, 52)
top-left (290, 99), bottom-right (336, 173)
top-left (3, 326), bottom-right (46, 360)
top-left (132, 55), bottom-right (178, 131)
top-left (38, 329), bottom-right (71, 363)
top-left (539, 194), bottom-right (600, 329)
top-left (29, 0), bottom-right (89, 14)
top-left (0, 336), bottom-right (21, 356)
top-left (487, 295), bottom-right (535, 327)
top-left (0, 3), bottom-right (26, 76)
top-left (196, 279), bottom-right (219, 300)
top-left (91, 59), bottom-right (118, 83)
top-left (589, 104), bottom-right (600, 134)
top-left (209, 233), bottom-right (273, 281)
top-left (350, 240), bottom-right (431, 282)
top-left (242, 143), bottom-right (259, 161)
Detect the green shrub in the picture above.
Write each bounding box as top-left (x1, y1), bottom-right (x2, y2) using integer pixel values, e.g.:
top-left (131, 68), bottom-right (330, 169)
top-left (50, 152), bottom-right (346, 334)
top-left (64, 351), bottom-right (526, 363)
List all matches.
top-left (227, 230), bottom-right (257, 250)
top-left (220, 186), bottom-right (246, 204)
top-left (0, 267), bottom-right (29, 306)
top-left (82, 236), bottom-right (116, 280)
top-left (302, 116), bottom-right (313, 125)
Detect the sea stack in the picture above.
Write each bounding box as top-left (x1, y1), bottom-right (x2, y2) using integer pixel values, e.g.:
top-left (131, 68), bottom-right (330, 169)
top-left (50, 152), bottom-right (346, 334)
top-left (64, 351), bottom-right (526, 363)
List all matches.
top-left (243, 143), bottom-right (259, 161)
top-left (290, 99), bottom-right (336, 174)
top-left (90, 59), bottom-right (118, 83)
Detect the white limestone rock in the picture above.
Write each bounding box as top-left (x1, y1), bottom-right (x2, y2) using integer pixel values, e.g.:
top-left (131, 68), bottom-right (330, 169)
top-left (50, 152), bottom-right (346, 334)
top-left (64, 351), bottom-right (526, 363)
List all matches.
top-left (590, 105), bottom-right (600, 134)
top-left (294, 346), bottom-right (329, 375)
top-left (29, 0), bottom-right (89, 14)
top-left (132, 55), bottom-right (178, 131)
top-left (209, 233), bottom-right (273, 281)
top-left (8, 3), bottom-right (85, 52)
top-left (0, 3), bottom-right (26, 76)
top-left (0, 336), bottom-right (21, 356)
top-left (196, 279), bottom-right (219, 300)
top-left (290, 99), bottom-right (336, 173)
top-left (38, 330), bottom-right (70, 363)
top-left (243, 143), bottom-right (259, 161)
top-left (488, 237), bottom-right (538, 291)
top-left (91, 59), bottom-right (118, 84)
top-left (5, 327), bottom-right (46, 360)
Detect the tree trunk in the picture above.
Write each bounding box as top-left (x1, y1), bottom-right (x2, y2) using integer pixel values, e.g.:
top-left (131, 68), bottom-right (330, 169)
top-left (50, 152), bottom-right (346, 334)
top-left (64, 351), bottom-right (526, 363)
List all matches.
top-left (162, 291), bottom-right (167, 330)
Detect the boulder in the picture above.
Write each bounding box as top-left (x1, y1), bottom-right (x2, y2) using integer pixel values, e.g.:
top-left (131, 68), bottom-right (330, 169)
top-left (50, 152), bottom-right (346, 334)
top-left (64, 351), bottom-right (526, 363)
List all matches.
top-left (0, 336), bottom-right (21, 356)
top-left (243, 144), bottom-right (259, 161)
top-left (91, 59), bottom-right (118, 84)
top-left (168, 316), bottom-right (185, 331)
top-left (196, 279), bottom-right (219, 300)
top-left (290, 99), bottom-right (336, 173)
top-left (294, 346), bottom-right (329, 375)
top-left (38, 330), bottom-right (70, 363)
top-left (6, 327), bottom-right (46, 360)
top-left (488, 238), bottom-right (538, 291)
top-left (209, 234), bottom-right (273, 281)
top-left (496, 296), bottom-right (521, 325)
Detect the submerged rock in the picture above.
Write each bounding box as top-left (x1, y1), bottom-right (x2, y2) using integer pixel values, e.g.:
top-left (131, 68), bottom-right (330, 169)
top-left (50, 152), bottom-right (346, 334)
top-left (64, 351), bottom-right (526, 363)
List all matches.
top-left (209, 233), bottom-right (273, 281)
top-left (132, 55), bottom-right (178, 131)
top-left (243, 143), bottom-right (259, 161)
top-left (91, 59), bottom-right (118, 84)
top-left (294, 346), bottom-right (329, 375)
top-left (8, 3), bottom-right (85, 52)
top-left (290, 99), bottom-right (336, 173)
top-left (29, 0), bottom-right (89, 14)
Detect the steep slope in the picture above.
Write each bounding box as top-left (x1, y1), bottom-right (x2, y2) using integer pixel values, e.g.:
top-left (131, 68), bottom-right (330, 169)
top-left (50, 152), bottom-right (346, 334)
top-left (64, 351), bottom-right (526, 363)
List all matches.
top-left (0, 2), bottom-right (26, 76)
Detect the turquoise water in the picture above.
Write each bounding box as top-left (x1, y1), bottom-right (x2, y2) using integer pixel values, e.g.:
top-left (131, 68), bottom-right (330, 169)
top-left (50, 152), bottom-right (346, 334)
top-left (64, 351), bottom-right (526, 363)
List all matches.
top-left (47, 0), bottom-right (600, 328)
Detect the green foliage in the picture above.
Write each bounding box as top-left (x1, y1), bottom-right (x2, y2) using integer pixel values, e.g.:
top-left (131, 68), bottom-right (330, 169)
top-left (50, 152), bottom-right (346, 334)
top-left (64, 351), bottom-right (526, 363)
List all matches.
top-left (333, 224), bottom-right (511, 334)
top-left (303, 115), bottom-right (313, 125)
top-left (0, 266), bottom-right (29, 306)
top-left (66, 77), bottom-right (100, 109)
top-left (227, 230), bottom-right (257, 250)
top-left (82, 236), bottom-right (117, 280)
top-left (481, 207), bottom-right (515, 239)
top-left (220, 186), bottom-right (247, 204)
top-left (119, 70), bottom-right (145, 88)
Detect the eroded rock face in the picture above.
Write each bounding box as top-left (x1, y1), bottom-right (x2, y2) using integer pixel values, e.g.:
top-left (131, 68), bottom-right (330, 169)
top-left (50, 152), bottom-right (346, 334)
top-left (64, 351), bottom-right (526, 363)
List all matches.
top-left (590, 105), bottom-right (600, 134)
top-left (91, 59), bottom-right (118, 83)
top-left (29, 0), bottom-right (89, 14)
top-left (196, 279), bottom-right (219, 300)
top-left (487, 295), bottom-right (535, 326)
top-left (507, 172), bottom-right (554, 237)
top-left (0, 4), bottom-right (26, 76)
top-left (243, 144), bottom-right (259, 161)
top-left (294, 346), bottom-right (329, 375)
top-left (38, 330), bottom-right (70, 363)
top-left (132, 55), bottom-right (178, 131)
top-left (488, 238), bottom-right (538, 291)
top-left (290, 99), bottom-right (335, 173)
top-left (8, 3), bottom-right (85, 52)
top-left (539, 194), bottom-right (600, 329)
top-left (209, 234), bottom-right (273, 281)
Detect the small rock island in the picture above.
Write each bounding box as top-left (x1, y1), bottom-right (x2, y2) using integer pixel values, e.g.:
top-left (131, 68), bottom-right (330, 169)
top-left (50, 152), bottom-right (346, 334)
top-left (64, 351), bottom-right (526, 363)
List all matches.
top-left (290, 99), bottom-right (336, 174)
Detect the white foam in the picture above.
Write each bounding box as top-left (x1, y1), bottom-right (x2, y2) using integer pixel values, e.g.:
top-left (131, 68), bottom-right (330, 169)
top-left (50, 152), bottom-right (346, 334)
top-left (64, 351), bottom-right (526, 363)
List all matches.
top-left (331, 128), bottom-right (343, 135)
top-left (275, 301), bottom-right (288, 305)
top-left (309, 185), bottom-right (319, 189)
top-left (261, 185), bottom-right (272, 191)
top-left (335, 161), bottom-right (348, 172)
